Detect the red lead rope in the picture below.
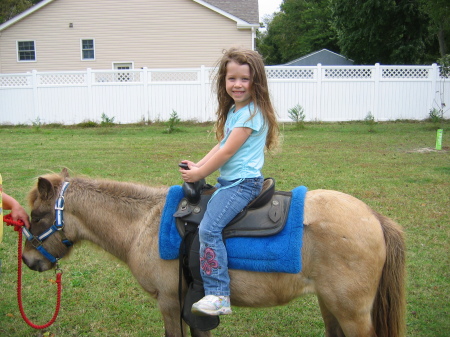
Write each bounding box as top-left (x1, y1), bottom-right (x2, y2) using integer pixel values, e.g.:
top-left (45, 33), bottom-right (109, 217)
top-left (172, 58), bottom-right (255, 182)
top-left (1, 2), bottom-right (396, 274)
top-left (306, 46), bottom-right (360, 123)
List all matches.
top-left (4, 213), bottom-right (62, 329)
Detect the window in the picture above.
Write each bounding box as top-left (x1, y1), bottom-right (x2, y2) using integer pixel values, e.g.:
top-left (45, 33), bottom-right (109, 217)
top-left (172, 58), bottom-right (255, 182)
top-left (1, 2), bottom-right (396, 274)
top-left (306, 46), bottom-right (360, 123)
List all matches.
top-left (17, 41), bottom-right (36, 61)
top-left (113, 62), bottom-right (133, 70)
top-left (113, 62), bottom-right (133, 82)
top-left (81, 39), bottom-right (95, 60)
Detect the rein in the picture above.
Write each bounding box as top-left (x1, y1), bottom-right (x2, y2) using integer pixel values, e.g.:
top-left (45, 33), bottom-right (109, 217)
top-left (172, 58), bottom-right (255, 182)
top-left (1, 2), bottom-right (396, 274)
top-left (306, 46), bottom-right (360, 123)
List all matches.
top-left (4, 214), bottom-right (62, 329)
top-left (3, 181), bottom-right (71, 329)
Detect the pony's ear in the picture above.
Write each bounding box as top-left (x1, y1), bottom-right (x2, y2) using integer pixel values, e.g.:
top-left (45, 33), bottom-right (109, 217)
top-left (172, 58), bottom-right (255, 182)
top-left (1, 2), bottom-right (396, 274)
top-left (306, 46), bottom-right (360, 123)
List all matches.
top-left (37, 177), bottom-right (55, 201)
top-left (61, 167), bottom-right (70, 179)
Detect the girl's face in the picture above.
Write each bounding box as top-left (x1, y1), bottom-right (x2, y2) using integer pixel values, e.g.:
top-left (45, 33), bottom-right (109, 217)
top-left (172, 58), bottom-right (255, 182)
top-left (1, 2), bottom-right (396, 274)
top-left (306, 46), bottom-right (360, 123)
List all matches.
top-left (225, 61), bottom-right (252, 111)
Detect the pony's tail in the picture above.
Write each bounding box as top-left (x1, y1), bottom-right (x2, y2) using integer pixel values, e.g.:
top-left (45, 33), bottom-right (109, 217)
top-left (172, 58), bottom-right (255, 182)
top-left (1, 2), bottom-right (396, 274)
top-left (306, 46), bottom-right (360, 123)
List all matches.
top-left (372, 211), bottom-right (406, 337)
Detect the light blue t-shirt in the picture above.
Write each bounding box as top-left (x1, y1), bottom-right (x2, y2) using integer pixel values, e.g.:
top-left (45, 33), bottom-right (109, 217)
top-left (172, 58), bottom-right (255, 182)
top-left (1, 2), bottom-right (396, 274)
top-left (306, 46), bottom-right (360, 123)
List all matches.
top-left (219, 102), bottom-right (267, 180)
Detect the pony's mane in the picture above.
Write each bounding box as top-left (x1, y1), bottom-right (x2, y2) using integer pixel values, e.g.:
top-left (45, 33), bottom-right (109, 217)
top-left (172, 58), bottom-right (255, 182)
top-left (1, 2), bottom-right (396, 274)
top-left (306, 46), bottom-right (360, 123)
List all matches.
top-left (28, 172), bottom-right (168, 219)
top-left (65, 176), bottom-right (168, 226)
top-left (70, 176), bottom-right (167, 202)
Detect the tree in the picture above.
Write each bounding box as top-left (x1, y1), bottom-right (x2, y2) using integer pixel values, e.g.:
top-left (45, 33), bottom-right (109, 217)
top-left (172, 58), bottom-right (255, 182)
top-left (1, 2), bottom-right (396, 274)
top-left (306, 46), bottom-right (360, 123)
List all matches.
top-left (330, 0), bottom-right (430, 64)
top-left (419, 0), bottom-right (450, 57)
top-left (0, 0), bottom-right (42, 25)
top-left (257, 12), bottom-right (288, 65)
top-left (0, 0), bottom-right (32, 24)
top-left (257, 0), bottom-right (339, 65)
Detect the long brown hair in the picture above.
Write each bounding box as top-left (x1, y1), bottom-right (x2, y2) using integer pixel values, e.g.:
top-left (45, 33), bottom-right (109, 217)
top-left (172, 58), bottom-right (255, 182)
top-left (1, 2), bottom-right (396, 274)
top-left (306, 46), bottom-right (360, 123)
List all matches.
top-left (214, 47), bottom-right (279, 151)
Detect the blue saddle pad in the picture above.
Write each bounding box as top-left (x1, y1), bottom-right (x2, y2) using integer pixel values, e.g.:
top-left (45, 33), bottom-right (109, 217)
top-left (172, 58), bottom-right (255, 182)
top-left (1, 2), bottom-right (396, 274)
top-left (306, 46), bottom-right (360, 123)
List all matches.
top-left (159, 185), bottom-right (307, 274)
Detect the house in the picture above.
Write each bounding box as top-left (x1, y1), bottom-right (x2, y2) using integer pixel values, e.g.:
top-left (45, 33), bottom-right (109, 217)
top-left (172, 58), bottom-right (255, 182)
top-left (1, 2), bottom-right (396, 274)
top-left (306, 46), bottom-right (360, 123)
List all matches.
top-left (0, 0), bottom-right (259, 73)
top-left (284, 49), bottom-right (354, 66)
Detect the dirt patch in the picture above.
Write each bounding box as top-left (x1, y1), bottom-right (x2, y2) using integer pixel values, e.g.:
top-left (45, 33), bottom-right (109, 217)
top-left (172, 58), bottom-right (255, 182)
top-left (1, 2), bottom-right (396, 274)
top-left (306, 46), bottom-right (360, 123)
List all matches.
top-left (407, 147), bottom-right (449, 153)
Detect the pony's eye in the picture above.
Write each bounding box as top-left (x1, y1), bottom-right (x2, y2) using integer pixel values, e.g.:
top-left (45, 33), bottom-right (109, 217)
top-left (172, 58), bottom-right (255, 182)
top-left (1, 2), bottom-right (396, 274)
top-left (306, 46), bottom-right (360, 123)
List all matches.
top-left (31, 212), bottom-right (44, 223)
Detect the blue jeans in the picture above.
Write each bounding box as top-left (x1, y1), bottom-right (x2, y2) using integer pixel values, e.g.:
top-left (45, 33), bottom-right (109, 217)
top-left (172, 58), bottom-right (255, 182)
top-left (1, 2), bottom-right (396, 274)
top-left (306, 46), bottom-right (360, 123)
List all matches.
top-left (198, 176), bottom-right (264, 296)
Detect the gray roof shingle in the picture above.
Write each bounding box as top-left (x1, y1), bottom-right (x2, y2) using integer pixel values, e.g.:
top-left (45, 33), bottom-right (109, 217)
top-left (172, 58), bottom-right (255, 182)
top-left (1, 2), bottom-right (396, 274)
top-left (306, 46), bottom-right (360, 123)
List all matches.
top-left (203, 0), bottom-right (259, 24)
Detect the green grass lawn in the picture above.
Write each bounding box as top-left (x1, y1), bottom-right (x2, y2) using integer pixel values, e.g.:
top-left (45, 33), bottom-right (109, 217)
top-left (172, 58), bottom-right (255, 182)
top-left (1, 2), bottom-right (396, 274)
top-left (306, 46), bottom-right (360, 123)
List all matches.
top-left (0, 121), bottom-right (449, 336)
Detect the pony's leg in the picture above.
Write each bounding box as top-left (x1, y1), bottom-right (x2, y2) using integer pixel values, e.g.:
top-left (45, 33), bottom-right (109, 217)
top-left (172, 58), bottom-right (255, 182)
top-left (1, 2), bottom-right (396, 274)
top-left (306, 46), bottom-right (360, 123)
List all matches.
top-left (317, 294), bottom-right (376, 337)
top-left (157, 296), bottom-right (186, 337)
top-left (317, 297), bottom-right (345, 337)
top-left (337, 316), bottom-right (376, 337)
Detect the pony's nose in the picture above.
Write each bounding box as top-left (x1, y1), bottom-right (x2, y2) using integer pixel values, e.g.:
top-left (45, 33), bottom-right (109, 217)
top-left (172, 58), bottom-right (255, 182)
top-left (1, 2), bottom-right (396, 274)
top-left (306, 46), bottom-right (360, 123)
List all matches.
top-left (22, 254), bottom-right (48, 272)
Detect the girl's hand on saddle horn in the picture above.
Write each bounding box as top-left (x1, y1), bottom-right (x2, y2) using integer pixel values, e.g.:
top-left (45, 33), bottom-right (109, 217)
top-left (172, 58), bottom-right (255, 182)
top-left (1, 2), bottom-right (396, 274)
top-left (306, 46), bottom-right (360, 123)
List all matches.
top-left (180, 165), bottom-right (203, 183)
top-left (179, 160), bottom-right (196, 170)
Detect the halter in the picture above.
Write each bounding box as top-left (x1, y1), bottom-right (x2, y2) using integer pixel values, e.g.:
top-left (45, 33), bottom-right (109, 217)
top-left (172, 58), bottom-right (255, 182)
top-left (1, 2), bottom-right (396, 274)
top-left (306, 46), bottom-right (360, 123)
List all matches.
top-left (22, 181), bottom-right (73, 263)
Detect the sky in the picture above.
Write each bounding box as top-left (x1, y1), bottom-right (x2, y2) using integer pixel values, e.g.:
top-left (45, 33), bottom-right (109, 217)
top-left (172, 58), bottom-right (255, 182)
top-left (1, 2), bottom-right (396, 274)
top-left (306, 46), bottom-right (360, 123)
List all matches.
top-left (258, 0), bottom-right (283, 21)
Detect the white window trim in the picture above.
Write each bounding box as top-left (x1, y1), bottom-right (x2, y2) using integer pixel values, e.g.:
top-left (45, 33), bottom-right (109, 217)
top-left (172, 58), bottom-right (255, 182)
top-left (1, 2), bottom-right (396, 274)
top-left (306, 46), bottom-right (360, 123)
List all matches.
top-left (112, 61), bottom-right (134, 69)
top-left (80, 38), bottom-right (95, 61)
top-left (16, 40), bottom-right (37, 62)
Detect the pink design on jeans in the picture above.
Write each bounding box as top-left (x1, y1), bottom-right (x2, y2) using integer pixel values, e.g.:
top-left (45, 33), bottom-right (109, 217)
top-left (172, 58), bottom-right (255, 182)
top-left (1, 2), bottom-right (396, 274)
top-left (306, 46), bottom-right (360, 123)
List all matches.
top-left (200, 247), bottom-right (219, 275)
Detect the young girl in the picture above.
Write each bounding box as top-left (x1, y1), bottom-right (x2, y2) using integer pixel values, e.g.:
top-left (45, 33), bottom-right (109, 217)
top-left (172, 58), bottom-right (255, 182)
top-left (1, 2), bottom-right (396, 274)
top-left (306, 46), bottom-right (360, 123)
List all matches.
top-left (179, 47), bottom-right (278, 316)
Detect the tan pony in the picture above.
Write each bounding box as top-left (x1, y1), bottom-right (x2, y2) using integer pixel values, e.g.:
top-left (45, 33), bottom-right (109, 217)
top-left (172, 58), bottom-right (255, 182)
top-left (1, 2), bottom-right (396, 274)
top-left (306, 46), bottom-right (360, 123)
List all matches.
top-left (23, 169), bottom-right (406, 337)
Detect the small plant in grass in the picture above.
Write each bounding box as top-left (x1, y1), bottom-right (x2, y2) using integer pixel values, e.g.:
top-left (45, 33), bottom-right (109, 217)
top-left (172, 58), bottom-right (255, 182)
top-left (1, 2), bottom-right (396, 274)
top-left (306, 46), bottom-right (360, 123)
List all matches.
top-left (31, 116), bottom-right (42, 131)
top-left (164, 110), bottom-right (181, 134)
top-left (428, 107), bottom-right (443, 124)
top-left (288, 104), bottom-right (306, 130)
top-left (364, 111), bottom-right (376, 132)
top-left (101, 113), bottom-right (115, 126)
top-left (427, 107), bottom-right (446, 131)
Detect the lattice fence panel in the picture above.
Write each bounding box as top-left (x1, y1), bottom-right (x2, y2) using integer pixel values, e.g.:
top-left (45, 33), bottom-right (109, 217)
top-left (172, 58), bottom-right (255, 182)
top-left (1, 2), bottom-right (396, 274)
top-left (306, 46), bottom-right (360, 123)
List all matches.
top-left (150, 71), bottom-right (199, 82)
top-left (324, 68), bottom-right (372, 79)
top-left (38, 73), bottom-right (86, 85)
top-left (439, 68), bottom-right (450, 78)
top-left (0, 75), bottom-right (29, 87)
top-left (94, 72), bottom-right (142, 83)
top-left (266, 68), bottom-right (314, 79)
top-left (382, 68), bottom-right (430, 79)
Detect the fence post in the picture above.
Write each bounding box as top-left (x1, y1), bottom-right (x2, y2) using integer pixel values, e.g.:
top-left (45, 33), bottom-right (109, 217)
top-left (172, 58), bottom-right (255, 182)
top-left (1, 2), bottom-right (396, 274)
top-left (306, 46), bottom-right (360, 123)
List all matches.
top-left (316, 63), bottom-right (322, 121)
top-left (148, 69), bottom-right (154, 121)
top-left (430, 63), bottom-right (439, 115)
top-left (86, 68), bottom-right (93, 121)
top-left (142, 67), bottom-right (149, 122)
top-left (200, 65), bottom-right (206, 122)
top-left (32, 70), bottom-right (38, 123)
top-left (373, 63), bottom-right (381, 119)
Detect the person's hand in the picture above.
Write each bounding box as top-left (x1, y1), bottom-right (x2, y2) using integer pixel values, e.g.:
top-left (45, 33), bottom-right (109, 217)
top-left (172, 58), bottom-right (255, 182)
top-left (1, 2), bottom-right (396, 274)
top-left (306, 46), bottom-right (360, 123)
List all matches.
top-left (179, 161), bottom-right (204, 183)
top-left (180, 166), bottom-right (205, 183)
top-left (11, 204), bottom-right (30, 229)
top-left (179, 160), bottom-right (197, 169)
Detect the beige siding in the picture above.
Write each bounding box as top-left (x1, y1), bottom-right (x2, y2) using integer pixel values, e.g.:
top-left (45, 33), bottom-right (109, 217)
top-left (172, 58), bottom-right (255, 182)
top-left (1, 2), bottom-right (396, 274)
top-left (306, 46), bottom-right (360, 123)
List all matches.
top-left (0, 0), bottom-right (254, 73)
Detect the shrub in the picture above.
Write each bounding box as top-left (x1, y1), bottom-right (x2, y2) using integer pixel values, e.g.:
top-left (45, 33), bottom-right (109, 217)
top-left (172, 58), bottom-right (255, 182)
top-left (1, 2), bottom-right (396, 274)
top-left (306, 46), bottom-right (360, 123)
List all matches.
top-left (164, 110), bottom-right (181, 134)
top-left (288, 104), bottom-right (305, 130)
top-left (428, 108), bottom-right (443, 124)
top-left (364, 111), bottom-right (376, 132)
top-left (101, 113), bottom-right (115, 126)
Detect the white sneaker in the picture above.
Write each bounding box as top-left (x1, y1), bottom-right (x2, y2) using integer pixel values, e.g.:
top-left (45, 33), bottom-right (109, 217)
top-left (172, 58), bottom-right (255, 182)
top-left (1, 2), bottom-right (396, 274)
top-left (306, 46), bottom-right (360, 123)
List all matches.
top-left (191, 295), bottom-right (232, 316)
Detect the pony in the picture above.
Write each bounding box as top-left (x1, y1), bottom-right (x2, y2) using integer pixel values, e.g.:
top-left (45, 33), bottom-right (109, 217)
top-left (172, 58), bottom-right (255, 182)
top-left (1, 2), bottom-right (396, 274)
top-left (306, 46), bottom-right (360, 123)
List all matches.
top-left (22, 169), bottom-right (406, 337)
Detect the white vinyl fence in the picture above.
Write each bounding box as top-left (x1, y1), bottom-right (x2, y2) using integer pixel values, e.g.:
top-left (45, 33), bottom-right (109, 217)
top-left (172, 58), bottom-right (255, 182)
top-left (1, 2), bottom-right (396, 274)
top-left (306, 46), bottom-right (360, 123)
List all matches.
top-left (0, 64), bottom-right (448, 125)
